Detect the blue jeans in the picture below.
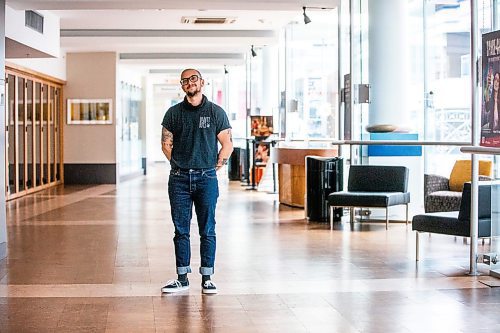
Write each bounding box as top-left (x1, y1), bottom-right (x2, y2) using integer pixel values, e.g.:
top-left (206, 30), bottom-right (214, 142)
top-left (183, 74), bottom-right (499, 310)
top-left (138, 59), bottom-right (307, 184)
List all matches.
top-left (168, 168), bottom-right (219, 276)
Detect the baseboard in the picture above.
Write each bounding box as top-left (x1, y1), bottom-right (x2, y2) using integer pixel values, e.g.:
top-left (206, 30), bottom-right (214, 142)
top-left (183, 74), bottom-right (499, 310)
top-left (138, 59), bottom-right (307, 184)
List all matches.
top-left (64, 163), bottom-right (116, 184)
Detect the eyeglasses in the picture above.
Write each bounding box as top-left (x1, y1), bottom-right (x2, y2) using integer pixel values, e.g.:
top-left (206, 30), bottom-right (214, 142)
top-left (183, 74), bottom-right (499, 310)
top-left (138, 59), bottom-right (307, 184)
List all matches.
top-left (180, 74), bottom-right (201, 86)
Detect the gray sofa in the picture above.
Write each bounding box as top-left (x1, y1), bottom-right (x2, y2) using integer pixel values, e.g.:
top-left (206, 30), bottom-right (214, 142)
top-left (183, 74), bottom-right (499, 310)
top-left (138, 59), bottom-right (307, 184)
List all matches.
top-left (327, 165), bottom-right (410, 229)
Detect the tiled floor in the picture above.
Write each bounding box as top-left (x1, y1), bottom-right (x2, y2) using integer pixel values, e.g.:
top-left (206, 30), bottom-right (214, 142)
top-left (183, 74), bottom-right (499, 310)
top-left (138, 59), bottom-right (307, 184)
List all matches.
top-left (1, 164), bottom-right (499, 332)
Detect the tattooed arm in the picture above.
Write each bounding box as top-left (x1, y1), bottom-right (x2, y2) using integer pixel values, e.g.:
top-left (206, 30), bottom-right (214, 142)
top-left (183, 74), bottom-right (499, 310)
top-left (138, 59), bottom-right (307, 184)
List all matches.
top-left (216, 128), bottom-right (234, 171)
top-left (161, 127), bottom-right (174, 161)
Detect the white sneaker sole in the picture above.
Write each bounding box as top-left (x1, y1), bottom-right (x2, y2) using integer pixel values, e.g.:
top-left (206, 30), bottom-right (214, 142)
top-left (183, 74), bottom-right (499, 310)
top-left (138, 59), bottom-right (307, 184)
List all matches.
top-left (202, 288), bottom-right (217, 294)
top-left (161, 285), bottom-right (189, 293)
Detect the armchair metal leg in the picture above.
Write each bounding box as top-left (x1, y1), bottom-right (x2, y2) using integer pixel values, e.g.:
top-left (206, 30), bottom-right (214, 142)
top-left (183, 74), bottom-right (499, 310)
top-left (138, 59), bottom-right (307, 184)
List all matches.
top-left (406, 204), bottom-right (409, 225)
top-left (350, 207), bottom-right (354, 224)
top-left (329, 206), bottom-right (333, 230)
top-left (385, 207), bottom-right (389, 230)
top-left (416, 232), bottom-right (420, 261)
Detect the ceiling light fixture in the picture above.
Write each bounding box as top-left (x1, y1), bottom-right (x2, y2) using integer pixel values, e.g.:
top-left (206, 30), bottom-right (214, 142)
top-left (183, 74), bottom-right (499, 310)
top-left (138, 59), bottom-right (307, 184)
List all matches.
top-left (251, 45), bottom-right (257, 57)
top-left (224, 65), bottom-right (228, 74)
top-left (303, 7), bottom-right (311, 24)
top-left (302, 6), bottom-right (334, 24)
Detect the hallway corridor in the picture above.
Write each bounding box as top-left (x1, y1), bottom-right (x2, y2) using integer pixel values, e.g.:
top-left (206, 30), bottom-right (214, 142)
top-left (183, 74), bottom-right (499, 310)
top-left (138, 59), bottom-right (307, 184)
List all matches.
top-left (0, 164), bottom-right (499, 332)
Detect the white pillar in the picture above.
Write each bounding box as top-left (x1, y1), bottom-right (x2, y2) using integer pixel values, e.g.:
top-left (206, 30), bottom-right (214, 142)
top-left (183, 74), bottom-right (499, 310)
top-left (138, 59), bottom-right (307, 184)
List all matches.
top-left (262, 46), bottom-right (277, 115)
top-left (368, 0), bottom-right (409, 128)
top-left (0, 0), bottom-right (7, 259)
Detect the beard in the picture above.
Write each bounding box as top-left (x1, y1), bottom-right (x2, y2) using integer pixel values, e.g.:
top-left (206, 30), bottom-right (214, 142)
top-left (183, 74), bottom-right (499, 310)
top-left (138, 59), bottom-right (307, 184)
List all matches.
top-left (186, 86), bottom-right (201, 97)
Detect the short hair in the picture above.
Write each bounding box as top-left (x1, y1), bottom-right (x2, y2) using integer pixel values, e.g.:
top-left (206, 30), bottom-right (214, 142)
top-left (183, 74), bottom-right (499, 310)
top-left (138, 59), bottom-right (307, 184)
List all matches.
top-left (181, 68), bottom-right (202, 78)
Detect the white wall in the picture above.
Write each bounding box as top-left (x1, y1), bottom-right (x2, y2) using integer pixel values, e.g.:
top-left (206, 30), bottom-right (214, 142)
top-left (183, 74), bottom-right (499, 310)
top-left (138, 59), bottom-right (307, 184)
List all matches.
top-left (6, 6), bottom-right (60, 58)
top-left (8, 54), bottom-right (67, 80)
top-left (64, 52), bottom-right (117, 164)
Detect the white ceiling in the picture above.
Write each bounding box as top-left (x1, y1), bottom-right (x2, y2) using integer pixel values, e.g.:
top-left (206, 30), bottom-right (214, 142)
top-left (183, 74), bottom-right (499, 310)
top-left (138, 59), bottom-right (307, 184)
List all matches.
top-left (6, 1), bottom-right (339, 11)
top-left (6, 0), bottom-right (339, 70)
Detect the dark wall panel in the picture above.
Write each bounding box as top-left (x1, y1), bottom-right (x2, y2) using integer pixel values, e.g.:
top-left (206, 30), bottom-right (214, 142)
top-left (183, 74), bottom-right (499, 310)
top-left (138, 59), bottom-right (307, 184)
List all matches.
top-left (64, 163), bottom-right (116, 184)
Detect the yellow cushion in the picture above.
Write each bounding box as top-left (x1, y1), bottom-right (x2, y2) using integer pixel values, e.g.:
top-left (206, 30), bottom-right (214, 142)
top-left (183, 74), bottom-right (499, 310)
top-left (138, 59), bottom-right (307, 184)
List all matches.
top-left (448, 160), bottom-right (493, 192)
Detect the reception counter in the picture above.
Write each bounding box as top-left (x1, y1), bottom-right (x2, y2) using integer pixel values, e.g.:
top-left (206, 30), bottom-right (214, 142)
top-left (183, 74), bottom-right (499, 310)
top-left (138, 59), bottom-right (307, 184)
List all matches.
top-left (270, 146), bottom-right (339, 207)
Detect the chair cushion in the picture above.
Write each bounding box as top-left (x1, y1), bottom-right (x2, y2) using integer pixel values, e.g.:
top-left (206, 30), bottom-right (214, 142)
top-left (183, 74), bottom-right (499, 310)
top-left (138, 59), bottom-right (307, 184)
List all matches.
top-left (413, 211), bottom-right (460, 233)
top-left (328, 191), bottom-right (410, 207)
top-left (425, 190), bottom-right (462, 213)
top-left (449, 160), bottom-right (492, 192)
top-left (412, 212), bottom-right (491, 238)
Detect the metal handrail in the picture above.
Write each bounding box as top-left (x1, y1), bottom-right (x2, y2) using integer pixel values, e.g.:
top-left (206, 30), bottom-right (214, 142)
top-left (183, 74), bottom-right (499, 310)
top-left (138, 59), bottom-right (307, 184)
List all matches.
top-left (460, 146), bottom-right (500, 155)
top-left (343, 140), bottom-right (470, 146)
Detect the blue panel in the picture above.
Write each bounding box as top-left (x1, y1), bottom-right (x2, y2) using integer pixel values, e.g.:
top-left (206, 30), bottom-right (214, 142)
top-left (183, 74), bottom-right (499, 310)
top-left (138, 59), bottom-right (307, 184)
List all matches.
top-left (368, 133), bottom-right (422, 156)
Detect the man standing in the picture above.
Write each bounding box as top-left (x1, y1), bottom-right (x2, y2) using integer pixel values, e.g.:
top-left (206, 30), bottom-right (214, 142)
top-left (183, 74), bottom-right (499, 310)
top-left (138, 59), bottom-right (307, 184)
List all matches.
top-left (161, 69), bottom-right (233, 294)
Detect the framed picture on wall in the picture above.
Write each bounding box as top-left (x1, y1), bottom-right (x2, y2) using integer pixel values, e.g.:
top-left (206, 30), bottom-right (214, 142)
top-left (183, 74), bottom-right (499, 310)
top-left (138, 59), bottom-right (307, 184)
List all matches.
top-left (67, 99), bottom-right (113, 124)
top-left (250, 115), bottom-right (273, 139)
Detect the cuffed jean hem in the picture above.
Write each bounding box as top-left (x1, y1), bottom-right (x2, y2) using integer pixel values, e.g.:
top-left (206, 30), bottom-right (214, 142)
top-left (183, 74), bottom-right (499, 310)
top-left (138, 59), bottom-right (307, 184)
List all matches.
top-left (177, 266), bottom-right (192, 275)
top-left (199, 267), bottom-right (214, 275)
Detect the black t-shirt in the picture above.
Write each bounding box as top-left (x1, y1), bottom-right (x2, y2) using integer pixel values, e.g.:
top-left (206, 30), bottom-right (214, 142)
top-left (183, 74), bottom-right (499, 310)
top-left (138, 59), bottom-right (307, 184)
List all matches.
top-left (161, 95), bottom-right (231, 169)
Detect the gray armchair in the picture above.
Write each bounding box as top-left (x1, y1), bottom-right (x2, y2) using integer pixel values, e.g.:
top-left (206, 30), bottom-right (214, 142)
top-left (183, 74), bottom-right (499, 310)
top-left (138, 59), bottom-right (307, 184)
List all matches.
top-left (424, 174), bottom-right (491, 213)
top-left (424, 159), bottom-right (493, 213)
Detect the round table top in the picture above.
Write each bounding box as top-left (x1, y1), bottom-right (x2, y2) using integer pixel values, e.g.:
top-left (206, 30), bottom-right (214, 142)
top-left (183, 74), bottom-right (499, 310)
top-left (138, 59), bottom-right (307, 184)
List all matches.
top-left (270, 147), bottom-right (338, 165)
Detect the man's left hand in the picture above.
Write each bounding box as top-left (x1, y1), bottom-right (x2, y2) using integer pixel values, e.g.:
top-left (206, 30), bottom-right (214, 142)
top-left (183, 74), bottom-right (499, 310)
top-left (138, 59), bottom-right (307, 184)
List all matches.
top-left (216, 158), bottom-right (228, 171)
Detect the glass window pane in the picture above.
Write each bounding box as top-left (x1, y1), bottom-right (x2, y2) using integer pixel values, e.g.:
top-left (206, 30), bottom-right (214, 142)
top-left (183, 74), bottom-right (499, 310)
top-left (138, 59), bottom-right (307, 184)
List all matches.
top-left (7, 74), bottom-right (16, 195)
top-left (42, 84), bottom-right (48, 184)
top-left (50, 86), bottom-right (55, 183)
top-left (18, 77), bottom-right (25, 192)
top-left (422, 1), bottom-right (471, 173)
top-left (27, 80), bottom-right (34, 189)
top-left (35, 82), bottom-right (41, 187)
top-left (55, 87), bottom-right (61, 181)
top-left (284, 9), bottom-right (339, 139)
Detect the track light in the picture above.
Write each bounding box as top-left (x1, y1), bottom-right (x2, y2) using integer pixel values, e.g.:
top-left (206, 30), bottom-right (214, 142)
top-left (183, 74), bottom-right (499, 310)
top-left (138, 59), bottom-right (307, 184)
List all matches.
top-left (302, 6), bottom-right (334, 24)
top-left (303, 7), bottom-right (311, 24)
top-left (224, 65), bottom-right (228, 74)
top-left (251, 45), bottom-right (257, 57)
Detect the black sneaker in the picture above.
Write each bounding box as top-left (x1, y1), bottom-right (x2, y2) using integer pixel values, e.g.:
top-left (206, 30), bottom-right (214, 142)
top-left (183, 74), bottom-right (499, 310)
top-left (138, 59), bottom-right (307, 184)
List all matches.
top-left (202, 280), bottom-right (217, 294)
top-left (161, 279), bottom-right (189, 293)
